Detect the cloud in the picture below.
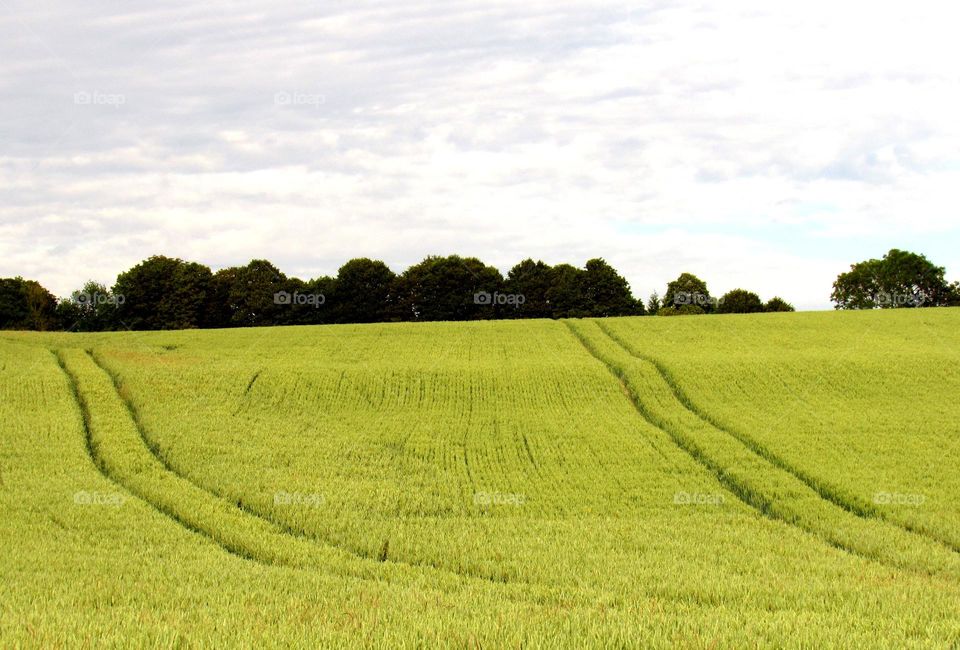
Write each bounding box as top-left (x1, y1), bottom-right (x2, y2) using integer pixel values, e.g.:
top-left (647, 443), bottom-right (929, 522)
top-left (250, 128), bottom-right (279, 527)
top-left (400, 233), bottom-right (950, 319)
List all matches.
top-left (1, 0), bottom-right (958, 310)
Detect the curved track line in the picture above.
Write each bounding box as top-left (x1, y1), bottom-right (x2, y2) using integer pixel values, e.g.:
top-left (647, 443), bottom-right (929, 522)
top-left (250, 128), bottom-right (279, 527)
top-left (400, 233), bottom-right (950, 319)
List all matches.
top-left (87, 348), bottom-right (537, 588)
top-left (595, 319), bottom-right (960, 556)
top-left (562, 320), bottom-right (960, 579)
top-left (54, 349), bottom-right (271, 567)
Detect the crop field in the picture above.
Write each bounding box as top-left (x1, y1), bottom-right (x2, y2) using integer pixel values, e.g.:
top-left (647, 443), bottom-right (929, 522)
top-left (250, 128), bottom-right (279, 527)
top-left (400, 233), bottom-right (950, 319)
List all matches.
top-left (2, 310), bottom-right (960, 648)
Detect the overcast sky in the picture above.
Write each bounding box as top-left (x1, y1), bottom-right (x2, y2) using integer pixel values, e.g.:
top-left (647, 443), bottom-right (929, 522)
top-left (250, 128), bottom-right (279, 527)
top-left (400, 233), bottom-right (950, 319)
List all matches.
top-left (2, 0), bottom-right (959, 309)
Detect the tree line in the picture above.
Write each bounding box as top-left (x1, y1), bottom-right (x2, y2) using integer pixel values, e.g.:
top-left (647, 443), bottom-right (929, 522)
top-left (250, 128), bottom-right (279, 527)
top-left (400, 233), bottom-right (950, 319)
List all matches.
top-left (3, 248), bottom-right (954, 332)
top-left (1, 254), bottom-right (800, 331)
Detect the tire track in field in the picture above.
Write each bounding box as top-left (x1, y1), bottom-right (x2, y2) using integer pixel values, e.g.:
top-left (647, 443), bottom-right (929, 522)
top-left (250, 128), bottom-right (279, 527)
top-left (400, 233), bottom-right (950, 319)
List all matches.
top-left (53, 349), bottom-right (270, 567)
top-left (54, 347), bottom-right (585, 610)
top-left (562, 320), bottom-right (960, 579)
top-left (594, 319), bottom-right (960, 556)
top-left (85, 348), bottom-right (533, 587)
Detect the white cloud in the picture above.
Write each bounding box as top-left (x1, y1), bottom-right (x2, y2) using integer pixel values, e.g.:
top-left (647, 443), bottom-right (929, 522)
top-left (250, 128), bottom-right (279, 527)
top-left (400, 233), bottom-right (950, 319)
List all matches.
top-left (1, 0), bottom-right (958, 309)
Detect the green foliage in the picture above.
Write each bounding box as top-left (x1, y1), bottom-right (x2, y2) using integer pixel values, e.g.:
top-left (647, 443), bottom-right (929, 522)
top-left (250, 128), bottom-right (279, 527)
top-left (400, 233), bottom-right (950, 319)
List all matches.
top-left (504, 259), bottom-right (554, 318)
top-left (657, 304), bottom-right (705, 316)
top-left (544, 263), bottom-right (588, 318)
top-left (716, 289), bottom-right (764, 314)
top-left (832, 249), bottom-right (954, 309)
top-left (664, 272), bottom-right (715, 312)
top-left (764, 297), bottom-right (796, 312)
top-left (0, 276), bottom-right (59, 330)
top-left (393, 255), bottom-right (502, 321)
top-left (948, 282), bottom-right (960, 307)
top-left (581, 258), bottom-right (643, 317)
top-left (213, 259), bottom-right (287, 327)
top-left (332, 258), bottom-right (395, 323)
top-left (56, 281), bottom-right (123, 331)
top-left (646, 292), bottom-right (662, 314)
top-left (113, 255), bottom-right (214, 330)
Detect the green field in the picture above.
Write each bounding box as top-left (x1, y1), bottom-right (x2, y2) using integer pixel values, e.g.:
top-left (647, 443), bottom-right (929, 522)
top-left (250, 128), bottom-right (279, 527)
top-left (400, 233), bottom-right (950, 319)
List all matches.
top-left (2, 310), bottom-right (960, 648)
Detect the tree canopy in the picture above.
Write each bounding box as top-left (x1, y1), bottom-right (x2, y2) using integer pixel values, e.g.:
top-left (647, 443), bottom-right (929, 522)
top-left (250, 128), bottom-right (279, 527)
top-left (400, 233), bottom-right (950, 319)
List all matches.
top-left (831, 249), bottom-right (958, 309)
top-left (0, 277), bottom-right (58, 330)
top-left (664, 273), bottom-right (715, 312)
top-left (716, 289), bottom-right (765, 314)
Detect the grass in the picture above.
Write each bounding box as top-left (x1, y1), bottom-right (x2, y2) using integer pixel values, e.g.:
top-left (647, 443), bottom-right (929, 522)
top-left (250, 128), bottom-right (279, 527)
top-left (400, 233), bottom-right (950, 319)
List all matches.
top-left (2, 311), bottom-right (960, 647)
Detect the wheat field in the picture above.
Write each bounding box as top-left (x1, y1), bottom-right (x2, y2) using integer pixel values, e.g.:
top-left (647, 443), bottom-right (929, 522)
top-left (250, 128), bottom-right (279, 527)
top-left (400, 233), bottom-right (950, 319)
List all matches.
top-left (2, 311), bottom-right (960, 648)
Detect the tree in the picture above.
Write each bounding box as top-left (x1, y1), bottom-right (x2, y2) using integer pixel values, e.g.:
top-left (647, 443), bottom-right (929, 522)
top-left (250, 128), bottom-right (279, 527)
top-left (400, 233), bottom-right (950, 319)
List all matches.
top-left (646, 292), bottom-right (662, 315)
top-left (275, 275), bottom-right (334, 326)
top-left (832, 249), bottom-right (953, 309)
top-left (948, 282), bottom-right (960, 307)
top-left (545, 264), bottom-right (588, 318)
top-left (393, 255), bottom-right (503, 321)
top-left (0, 277), bottom-right (58, 330)
top-left (56, 281), bottom-right (122, 331)
top-left (664, 273), bottom-right (715, 312)
top-left (580, 258), bottom-right (642, 317)
top-left (716, 289), bottom-right (764, 314)
top-left (113, 256), bottom-right (213, 330)
top-left (21, 280), bottom-right (59, 330)
top-left (657, 305), bottom-right (705, 316)
top-left (332, 258), bottom-right (395, 323)
top-left (205, 268), bottom-right (239, 328)
top-left (217, 259), bottom-right (287, 327)
top-left (503, 259), bottom-right (554, 319)
top-left (0, 278), bottom-right (28, 329)
top-left (764, 297), bottom-right (795, 312)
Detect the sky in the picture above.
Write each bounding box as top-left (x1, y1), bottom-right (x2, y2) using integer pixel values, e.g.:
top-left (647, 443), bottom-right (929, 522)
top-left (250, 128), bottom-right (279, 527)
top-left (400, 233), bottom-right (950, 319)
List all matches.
top-left (2, 0), bottom-right (959, 310)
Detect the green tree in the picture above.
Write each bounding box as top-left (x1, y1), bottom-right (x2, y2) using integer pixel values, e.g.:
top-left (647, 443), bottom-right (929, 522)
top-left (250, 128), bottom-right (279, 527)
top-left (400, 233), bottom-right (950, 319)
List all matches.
top-left (332, 258), bottom-right (395, 323)
top-left (832, 249), bottom-right (953, 309)
top-left (113, 256), bottom-right (213, 330)
top-left (545, 264), bottom-right (588, 318)
top-left (22, 280), bottom-right (59, 330)
top-left (764, 297), bottom-right (795, 312)
top-left (276, 276), bottom-right (334, 326)
top-left (0, 277), bottom-right (59, 330)
top-left (664, 273), bottom-right (715, 312)
top-left (657, 304), bottom-right (705, 316)
top-left (581, 258), bottom-right (642, 317)
top-left (56, 281), bottom-right (121, 331)
top-left (0, 278), bottom-right (28, 329)
top-left (503, 259), bottom-right (554, 319)
top-left (947, 282), bottom-right (960, 307)
top-left (716, 289), bottom-right (764, 314)
top-left (393, 256), bottom-right (503, 321)
top-left (206, 267), bottom-right (240, 328)
top-left (220, 259), bottom-right (288, 327)
top-left (646, 292), bottom-right (662, 315)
